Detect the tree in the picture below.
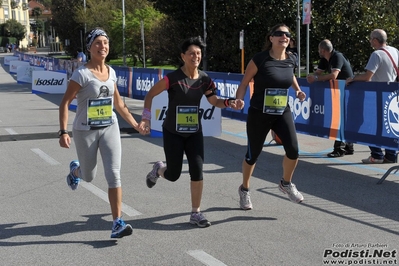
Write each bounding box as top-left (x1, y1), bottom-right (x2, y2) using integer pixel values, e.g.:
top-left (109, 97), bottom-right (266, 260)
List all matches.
top-left (51, 0), bottom-right (85, 55)
top-left (2, 19), bottom-right (26, 44)
top-left (149, 0), bottom-right (297, 72)
top-left (108, 6), bottom-right (164, 66)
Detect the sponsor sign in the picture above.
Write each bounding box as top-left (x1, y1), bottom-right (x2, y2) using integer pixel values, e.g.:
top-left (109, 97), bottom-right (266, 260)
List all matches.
top-left (32, 71), bottom-right (67, 94)
top-left (151, 91), bottom-right (221, 137)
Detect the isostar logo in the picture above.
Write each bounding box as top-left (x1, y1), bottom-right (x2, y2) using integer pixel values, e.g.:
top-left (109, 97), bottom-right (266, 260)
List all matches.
top-left (384, 91), bottom-right (399, 136)
top-left (155, 106), bottom-right (215, 121)
top-left (136, 77), bottom-right (154, 91)
top-left (34, 78), bottom-right (65, 86)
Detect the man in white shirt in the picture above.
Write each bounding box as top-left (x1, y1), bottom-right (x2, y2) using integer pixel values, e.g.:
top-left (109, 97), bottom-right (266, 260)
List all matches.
top-left (346, 29), bottom-right (399, 164)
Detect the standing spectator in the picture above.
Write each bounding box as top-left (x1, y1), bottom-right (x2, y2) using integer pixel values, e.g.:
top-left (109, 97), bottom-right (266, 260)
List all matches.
top-left (138, 36), bottom-right (236, 227)
top-left (346, 29), bottom-right (399, 164)
top-left (76, 47), bottom-right (87, 62)
top-left (59, 28), bottom-right (140, 238)
top-left (307, 39), bottom-right (355, 157)
top-left (233, 23), bottom-right (306, 210)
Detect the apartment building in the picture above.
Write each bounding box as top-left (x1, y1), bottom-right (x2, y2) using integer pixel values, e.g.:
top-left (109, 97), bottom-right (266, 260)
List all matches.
top-left (0, 0), bottom-right (31, 48)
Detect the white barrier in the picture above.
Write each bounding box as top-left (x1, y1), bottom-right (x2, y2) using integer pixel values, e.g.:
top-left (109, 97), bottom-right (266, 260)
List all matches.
top-left (4, 56), bottom-right (19, 66)
top-left (17, 65), bottom-right (45, 84)
top-left (151, 91), bottom-right (221, 137)
top-left (32, 71), bottom-right (67, 94)
top-left (9, 60), bottom-right (30, 74)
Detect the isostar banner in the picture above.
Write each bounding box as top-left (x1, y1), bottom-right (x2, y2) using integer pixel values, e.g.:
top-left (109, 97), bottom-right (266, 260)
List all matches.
top-left (132, 68), bottom-right (163, 100)
top-left (32, 71), bottom-right (67, 94)
top-left (150, 90), bottom-right (222, 137)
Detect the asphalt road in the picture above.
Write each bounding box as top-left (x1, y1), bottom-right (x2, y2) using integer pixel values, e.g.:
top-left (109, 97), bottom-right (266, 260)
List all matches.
top-left (0, 54), bottom-right (398, 266)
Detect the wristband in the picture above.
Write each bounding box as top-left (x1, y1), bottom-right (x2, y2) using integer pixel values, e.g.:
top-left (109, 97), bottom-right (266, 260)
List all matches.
top-left (224, 99), bottom-right (229, 107)
top-left (142, 108), bottom-right (151, 120)
top-left (224, 98), bottom-right (236, 107)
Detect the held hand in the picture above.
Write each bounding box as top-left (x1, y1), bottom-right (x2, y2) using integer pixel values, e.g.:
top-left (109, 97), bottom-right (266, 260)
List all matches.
top-left (234, 99), bottom-right (245, 110)
top-left (296, 91), bottom-right (306, 102)
top-left (229, 99), bottom-right (237, 109)
top-left (138, 120), bottom-right (151, 135)
top-left (59, 135), bottom-right (71, 148)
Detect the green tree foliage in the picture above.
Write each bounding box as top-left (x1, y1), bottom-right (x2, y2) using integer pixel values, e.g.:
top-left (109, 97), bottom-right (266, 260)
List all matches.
top-left (51, 0), bottom-right (84, 55)
top-left (311, 0), bottom-right (399, 71)
top-left (108, 7), bottom-right (164, 66)
top-left (149, 0), bottom-right (399, 73)
top-left (2, 19), bottom-right (26, 43)
top-left (149, 0), bottom-right (297, 72)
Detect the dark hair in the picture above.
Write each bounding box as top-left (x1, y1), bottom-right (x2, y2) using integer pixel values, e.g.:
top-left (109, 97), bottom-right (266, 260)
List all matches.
top-left (77, 48), bottom-right (83, 52)
top-left (180, 36), bottom-right (206, 54)
top-left (263, 23), bottom-right (291, 51)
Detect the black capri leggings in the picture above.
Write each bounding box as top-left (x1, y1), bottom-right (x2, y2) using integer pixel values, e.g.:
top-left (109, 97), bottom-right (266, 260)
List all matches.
top-left (245, 106), bottom-right (299, 165)
top-left (162, 128), bottom-right (204, 182)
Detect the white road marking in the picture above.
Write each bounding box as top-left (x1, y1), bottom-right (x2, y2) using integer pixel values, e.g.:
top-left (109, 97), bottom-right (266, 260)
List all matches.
top-left (187, 250), bottom-right (227, 266)
top-left (31, 148), bottom-right (60, 165)
top-left (5, 128), bottom-right (18, 135)
top-left (81, 182), bottom-right (142, 217)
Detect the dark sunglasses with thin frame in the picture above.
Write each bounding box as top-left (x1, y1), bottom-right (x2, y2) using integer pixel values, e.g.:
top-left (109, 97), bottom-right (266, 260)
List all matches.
top-left (272, 31), bottom-right (291, 38)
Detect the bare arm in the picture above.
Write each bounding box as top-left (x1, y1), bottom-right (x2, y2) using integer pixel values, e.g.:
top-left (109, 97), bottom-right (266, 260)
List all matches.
top-left (346, 70), bottom-right (374, 85)
top-left (233, 60), bottom-right (258, 110)
top-left (113, 84), bottom-right (139, 130)
top-left (138, 78), bottom-right (167, 135)
top-left (58, 80), bottom-right (80, 148)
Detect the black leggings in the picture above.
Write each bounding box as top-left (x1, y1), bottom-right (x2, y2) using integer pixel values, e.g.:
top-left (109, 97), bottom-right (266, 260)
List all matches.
top-left (162, 128), bottom-right (204, 182)
top-left (245, 106), bottom-right (299, 165)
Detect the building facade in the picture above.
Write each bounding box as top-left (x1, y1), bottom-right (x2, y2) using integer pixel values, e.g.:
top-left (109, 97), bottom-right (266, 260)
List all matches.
top-left (0, 0), bottom-right (31, 48)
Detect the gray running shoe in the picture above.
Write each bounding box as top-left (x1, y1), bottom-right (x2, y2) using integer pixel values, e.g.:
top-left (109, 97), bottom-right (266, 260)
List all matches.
top-left (238, 185), bottom-right (253, 210)
top-left (111, 217), bottom-right (133, 238)
top-left (189, 212), bottom-right (211, 228)
top-left (146, 161), bottom-right (165, 188)
top-left (278, 180), bottom-right (304, 203)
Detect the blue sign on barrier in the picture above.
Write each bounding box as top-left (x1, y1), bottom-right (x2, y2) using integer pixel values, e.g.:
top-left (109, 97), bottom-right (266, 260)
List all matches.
top-left (344, 81), bottom-right (399, 150)
top-left (132, 68), bottom-right (163, 100)
top-left (112, 66), bottom-right (131, 98)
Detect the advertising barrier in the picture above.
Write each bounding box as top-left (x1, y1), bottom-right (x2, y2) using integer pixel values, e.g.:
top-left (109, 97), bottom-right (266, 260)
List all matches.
top-left (9, 60), bottom-right (30, 74)
top-left (150, 91), bottom-right (222, 137)
top-left (17, 65), bottom-right (45, 84)
top-left (32, 71), bottom-right (67, 94)
top-left (8, 51), bottom-right (399, 150)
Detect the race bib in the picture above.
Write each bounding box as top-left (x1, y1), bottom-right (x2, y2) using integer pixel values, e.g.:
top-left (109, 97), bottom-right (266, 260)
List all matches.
top-left (176, 106), bottom-right (199, 133)
top-left (87, 97), bottom-right (113, 126)
top-left (263, 88), bottom-right (288, 115)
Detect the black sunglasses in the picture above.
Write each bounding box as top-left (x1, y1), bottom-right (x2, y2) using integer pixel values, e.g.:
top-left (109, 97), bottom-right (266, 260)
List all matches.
top-left (272, 31), bottom-right (291, 38)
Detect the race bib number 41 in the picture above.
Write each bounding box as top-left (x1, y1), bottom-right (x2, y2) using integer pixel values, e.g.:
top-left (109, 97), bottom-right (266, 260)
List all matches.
top-left (263, 88), bottom-right (288, 115)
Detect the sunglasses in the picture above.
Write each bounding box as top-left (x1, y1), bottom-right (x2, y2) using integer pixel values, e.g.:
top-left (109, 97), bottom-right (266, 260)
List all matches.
top-left (272, 31), bottom-right (291, 38)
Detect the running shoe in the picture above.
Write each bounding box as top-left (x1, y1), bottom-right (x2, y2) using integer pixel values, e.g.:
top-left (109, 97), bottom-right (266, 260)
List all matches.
top-left (189, 212), bottom-right (211, 228)
top-left (111, 217), bottom-right (133, 238)
top-left (361, 156), bottom-right (383, 164)
top-left (238, 185), bottom-right (253, 210)
top-left (66, 160), bottom-right (80, 190)
top-left (146, 161), bottom-right (165, 188)
top-left (278, 180), bottom-right (304, 203)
